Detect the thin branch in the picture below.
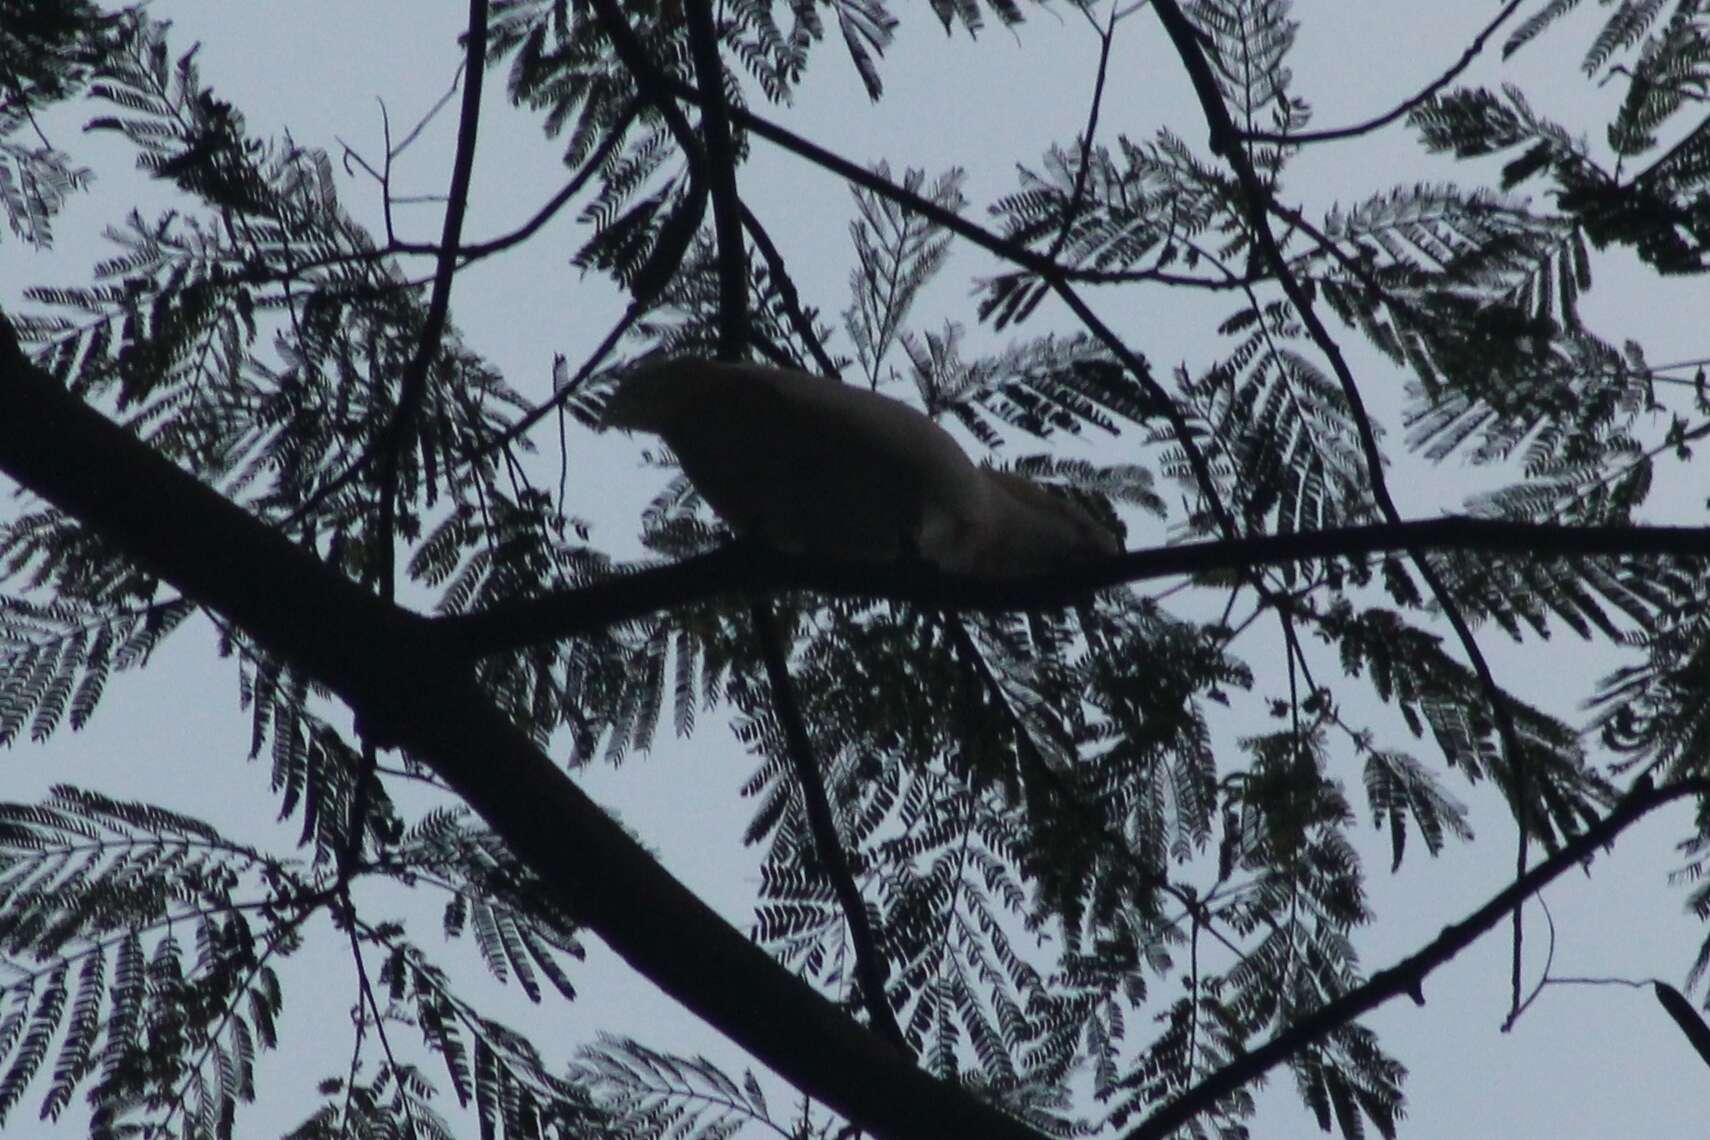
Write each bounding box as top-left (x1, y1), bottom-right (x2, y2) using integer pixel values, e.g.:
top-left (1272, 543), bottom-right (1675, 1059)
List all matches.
top-left (683, 0), bottom-right (748, 358)
top-left (1503, 891), bottom-right (1557, 1030)
top-left (392, 65), bottom-right (468, 160)
top-left (1551, 975), bottom-right (1659, 989)
top-left (267, 106), bottom-right (640, 534)
top-left (1241, 1), bottom-right (1527, 146)
top-left (406, 95), bottom-right (640, 263)
top-left (373, 0), bottom-right (489, 600)
top-left (692, 0), bottom-right (897, 1025)
top-left (280, 8), bottom-right (496, 574)
top-left (465, 301), bottom-right (642, 471)
top-left (1046, 4), bottom-right (1117, 260)
top-left (585, 0), bottom-right (707, 157)
top-left (345, 902), bottom-right (420, 1136)
top-left (656, 73), bottom-right (1241, 536)
top-left (1147, 0), bottom-right (1532, 1013)
top-left (741, 203), bottom-right (842, 376)
top-left (668, 76), bottom-right (1256, 293)
top-left (436, 517), bottom-right (1710, 657)
top-left (1124, 779), bottom-right (1710, 1140)
top-left (246, 97), bottom-right (639, 298)
top-left (679, 9), bottom-right (907, 1055)
top-left (155, 909), bottom-right (310, 1139)
top-left (750, 602), bottom-right (910, 1053)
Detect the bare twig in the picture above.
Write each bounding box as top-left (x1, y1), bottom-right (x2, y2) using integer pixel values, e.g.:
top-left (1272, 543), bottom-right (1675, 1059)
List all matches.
top-left (282, 8), bottom-right (495, 570)
top-left (345, 906), bottom-right (421, 1136)
top-left (467, 301), bottom-right (643, 472)
top-left (408, 95), bottom-right (640, 263)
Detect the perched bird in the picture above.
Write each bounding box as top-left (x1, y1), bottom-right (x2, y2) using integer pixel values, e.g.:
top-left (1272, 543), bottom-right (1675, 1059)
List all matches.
top-left (603, 357), bottom-right (1119, 578)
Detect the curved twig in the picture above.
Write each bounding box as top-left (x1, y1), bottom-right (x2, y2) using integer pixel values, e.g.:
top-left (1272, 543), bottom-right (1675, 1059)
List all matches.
top-left (1241, 1), bottom-right (1527, 146)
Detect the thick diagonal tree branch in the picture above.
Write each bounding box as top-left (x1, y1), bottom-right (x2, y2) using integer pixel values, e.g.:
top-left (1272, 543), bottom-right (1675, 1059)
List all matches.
top-left (0, 319), bottom-right (1048, 1140)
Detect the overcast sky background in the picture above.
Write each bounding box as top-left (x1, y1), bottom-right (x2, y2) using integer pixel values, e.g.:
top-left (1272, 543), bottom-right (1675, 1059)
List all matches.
top-left (6, 1), bottom-right (1710, 1136)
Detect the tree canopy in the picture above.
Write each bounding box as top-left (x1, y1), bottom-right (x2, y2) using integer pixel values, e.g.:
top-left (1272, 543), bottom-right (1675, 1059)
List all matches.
top-left (3, 1), bottom-right (1710, 1138)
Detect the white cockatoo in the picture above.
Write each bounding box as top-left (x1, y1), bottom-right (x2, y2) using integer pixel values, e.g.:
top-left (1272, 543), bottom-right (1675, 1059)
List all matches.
top-left (603, 357), bottom-right (1119, 578)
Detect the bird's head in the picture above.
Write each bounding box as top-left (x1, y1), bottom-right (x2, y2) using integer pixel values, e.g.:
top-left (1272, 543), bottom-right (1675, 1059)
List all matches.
top-left (601, 357), bottom-right (700, 434)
